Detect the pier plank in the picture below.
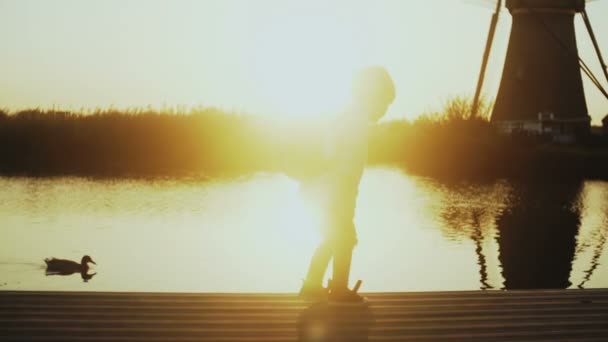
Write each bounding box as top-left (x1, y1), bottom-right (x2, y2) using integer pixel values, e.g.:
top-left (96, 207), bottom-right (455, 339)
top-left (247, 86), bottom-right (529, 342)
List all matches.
top-left (1, 289), bottom-right (607, 341)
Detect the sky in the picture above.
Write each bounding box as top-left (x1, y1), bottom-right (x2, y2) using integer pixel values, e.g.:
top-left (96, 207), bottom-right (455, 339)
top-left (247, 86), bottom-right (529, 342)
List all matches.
top-left (0, 0), bottom-right (607, 124)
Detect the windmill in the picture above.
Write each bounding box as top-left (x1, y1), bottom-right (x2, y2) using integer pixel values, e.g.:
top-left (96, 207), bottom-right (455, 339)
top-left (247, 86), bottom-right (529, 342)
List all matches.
top-left (471, 0), bottom-right (608, 141)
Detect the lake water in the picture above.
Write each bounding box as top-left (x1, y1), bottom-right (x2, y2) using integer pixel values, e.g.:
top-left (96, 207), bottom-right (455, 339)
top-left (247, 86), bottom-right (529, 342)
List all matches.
top-left (1, 167), bottom-right (607, 293)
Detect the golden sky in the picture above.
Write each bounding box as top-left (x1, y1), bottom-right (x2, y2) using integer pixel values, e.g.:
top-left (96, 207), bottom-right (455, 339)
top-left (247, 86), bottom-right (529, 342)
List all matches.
top-left (0, 0), bottom-right (607, 123)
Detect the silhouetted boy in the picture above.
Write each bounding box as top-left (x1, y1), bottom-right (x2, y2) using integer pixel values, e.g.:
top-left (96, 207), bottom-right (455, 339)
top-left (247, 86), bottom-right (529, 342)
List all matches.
top-left (299, 66), bottom-right (395, 302)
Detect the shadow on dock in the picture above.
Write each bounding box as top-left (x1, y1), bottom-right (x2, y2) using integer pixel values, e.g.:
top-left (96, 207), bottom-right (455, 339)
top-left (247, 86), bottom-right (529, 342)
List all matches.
top-left (298, 302), bottom-right (374, 342)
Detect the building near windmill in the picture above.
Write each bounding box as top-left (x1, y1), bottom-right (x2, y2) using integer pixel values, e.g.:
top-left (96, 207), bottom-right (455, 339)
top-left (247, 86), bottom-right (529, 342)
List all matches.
top-left (491, 0), bottom-right (592, 142)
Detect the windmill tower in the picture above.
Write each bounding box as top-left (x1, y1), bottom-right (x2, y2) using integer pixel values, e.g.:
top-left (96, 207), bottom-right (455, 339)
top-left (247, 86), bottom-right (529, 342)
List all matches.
top-left (492, 0), bottom-right (591, 137)
top-left (491, 0), bottom-right (591, 140)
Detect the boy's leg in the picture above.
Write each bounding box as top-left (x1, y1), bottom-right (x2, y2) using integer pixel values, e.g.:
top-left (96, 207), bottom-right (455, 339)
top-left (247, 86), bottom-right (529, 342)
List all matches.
top-left (304, 242), bottom-right (333, 287)
top-left (327, 186), bottom-right (358, 291)
top-left (300, 242), bottom-right (333, 301)
top-left (331, 242), bottom-right (354, 290)
top-left (329, 219), bottom-right (364, 302)
top-left (331, 219), bottom-right (357, 291)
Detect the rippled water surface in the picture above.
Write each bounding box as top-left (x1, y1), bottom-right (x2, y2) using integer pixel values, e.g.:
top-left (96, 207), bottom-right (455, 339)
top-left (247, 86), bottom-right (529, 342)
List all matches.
top-left (1, 167), bottom-right (607, 292)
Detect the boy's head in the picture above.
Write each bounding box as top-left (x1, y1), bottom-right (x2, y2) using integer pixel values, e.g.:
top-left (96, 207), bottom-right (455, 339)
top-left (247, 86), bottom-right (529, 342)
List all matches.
top-left (351, 66), bottom-right (395, 122)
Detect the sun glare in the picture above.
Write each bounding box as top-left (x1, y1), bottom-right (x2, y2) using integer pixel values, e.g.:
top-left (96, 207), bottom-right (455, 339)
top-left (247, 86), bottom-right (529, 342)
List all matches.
top-left (247, 12), bottom-right (363, 119)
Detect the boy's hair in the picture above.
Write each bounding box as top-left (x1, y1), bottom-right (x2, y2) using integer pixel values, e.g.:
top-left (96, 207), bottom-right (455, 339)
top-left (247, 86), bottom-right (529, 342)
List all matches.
top-left (351, 66), bottom-right (396, 105)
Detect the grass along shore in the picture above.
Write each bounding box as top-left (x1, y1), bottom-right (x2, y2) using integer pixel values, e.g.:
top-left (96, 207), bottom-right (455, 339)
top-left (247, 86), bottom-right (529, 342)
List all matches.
top-left (1, 99), bottom-right (607, 180)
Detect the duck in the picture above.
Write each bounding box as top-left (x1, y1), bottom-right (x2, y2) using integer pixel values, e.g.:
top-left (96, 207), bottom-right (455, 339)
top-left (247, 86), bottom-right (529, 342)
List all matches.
top-left (45, 255), bottom-right (96, 275)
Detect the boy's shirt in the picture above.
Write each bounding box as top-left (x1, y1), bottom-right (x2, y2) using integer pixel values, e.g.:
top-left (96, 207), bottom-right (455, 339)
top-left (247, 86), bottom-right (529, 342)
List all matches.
top-left (300, 107), bottom-right (369, 207)
top-left (323, 108), bottom-right (369, 181)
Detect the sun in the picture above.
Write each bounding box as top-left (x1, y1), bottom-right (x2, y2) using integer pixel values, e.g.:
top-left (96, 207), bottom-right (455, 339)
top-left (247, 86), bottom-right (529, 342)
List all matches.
top-left (246, 12), bottom-right (365, 120)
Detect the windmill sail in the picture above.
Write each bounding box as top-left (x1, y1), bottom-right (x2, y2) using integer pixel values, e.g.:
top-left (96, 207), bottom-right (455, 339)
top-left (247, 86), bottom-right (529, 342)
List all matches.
top-left (471, 0), bottom-right (503, 118)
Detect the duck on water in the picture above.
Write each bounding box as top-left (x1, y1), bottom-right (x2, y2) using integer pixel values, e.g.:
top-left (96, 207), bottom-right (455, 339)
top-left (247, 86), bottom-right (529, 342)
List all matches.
top-left (45, 255), bottom-right (97, 281)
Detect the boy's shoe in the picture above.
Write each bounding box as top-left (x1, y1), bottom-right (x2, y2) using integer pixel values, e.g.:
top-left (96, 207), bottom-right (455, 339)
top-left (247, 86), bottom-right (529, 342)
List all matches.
top-left (328, 288), bottom-right (366, 304)
top-left (299, 281), bottom-right (329, 302)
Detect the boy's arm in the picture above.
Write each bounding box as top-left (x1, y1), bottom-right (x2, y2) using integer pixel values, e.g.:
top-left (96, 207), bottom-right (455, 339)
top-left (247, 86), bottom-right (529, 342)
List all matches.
top-left (281, 123), bottom-right (331, 182)
top-left (328, 118), bottom-right (369, 174)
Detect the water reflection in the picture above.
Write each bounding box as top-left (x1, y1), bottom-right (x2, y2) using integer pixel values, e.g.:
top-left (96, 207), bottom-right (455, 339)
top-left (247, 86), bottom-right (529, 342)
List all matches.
top-left (572, 181), bottom-right (608, 288)
top-left (495, 182), bottom-right (582, 289)
top-left (0, 170), bottom-right (607, 292)
top-left (429, 181), bottom-right (512, 290)
top-left (45, 270), bottom-right (97, 282)
top-left (578, 231), bottom-right (606, 289)
top-left (471, 208), bottom-right (491, 290)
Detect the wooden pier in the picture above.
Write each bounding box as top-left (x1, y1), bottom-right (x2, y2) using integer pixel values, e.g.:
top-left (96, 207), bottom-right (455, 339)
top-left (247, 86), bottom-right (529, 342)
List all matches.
top-left (2, 289), bottom-right (607, 341)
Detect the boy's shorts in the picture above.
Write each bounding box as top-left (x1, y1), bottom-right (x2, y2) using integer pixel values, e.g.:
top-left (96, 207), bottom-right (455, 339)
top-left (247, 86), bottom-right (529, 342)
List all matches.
top-left (300, 171), bottom-right (362, 249)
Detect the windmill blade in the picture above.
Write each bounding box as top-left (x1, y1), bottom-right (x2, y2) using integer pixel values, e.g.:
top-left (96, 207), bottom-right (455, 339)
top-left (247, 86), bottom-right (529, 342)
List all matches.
top-left (581, 8), bottom-right (608, 87)
top-left (471, 0), bottom-right (503, 118)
